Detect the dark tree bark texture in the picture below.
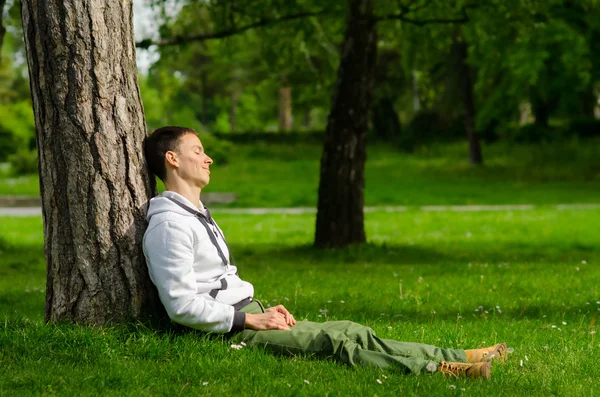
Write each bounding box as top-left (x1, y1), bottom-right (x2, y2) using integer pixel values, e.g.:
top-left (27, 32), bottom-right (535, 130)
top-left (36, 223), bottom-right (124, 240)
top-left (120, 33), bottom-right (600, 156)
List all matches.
top-left (21, 0), bottom-right (163, 324)
top-left (454, 32), bottom-right (483, 166)
top-left (314, 0), bottom-right (376, 248)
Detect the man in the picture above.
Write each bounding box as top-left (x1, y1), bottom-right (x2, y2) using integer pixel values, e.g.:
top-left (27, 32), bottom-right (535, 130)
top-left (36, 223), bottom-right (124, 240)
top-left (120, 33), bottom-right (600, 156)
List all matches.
top-left (142, 126), bottom-right (507, 380)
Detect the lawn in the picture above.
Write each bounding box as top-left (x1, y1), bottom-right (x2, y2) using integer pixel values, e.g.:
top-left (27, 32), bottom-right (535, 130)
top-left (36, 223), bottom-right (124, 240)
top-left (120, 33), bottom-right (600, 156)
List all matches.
top-left (1, 208), bottom-right (599, 396)
top-left (1, 138), bottom-right (599, 207)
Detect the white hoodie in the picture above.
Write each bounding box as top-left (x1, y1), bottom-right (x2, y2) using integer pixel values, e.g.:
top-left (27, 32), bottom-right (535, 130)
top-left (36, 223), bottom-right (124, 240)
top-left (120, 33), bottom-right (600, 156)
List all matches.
top-left (143, 191), bottom-right (253, 333)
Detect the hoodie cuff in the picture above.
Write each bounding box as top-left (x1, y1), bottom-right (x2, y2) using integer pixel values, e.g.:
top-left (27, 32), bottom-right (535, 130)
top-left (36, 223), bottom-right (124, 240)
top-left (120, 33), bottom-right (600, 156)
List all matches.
top-left (231, 311), bottom-right (246, 332)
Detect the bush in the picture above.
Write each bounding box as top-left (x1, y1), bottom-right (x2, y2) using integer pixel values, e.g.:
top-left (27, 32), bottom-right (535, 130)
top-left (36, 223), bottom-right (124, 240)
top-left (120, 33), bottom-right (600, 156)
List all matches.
top-left (213, 130), bottom-right (324, 145)
top-left (401, 111), bottom-right (464, 151)
top-left (505, 124), bottom-right (562, 143)
top-left (7, 150), bottom-right (38, 175)
top-left (197, 133), bottom-right (233, 165)
top-left (568, 118), bottom-right (600, 139)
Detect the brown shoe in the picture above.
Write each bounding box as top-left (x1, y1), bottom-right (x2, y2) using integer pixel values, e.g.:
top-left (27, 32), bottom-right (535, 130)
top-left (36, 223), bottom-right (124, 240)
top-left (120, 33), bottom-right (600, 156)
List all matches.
top-left (438, 361), bottom-right (491, 380)
top-left (465, 342), bottom-right (508, 363)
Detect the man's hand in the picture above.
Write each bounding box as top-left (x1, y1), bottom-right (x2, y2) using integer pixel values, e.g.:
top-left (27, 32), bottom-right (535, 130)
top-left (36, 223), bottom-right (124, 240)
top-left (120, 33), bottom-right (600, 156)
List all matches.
top-left (265, 305), bottom-right (296, 327)
top-left (244, 305), bottom-right (296, 331)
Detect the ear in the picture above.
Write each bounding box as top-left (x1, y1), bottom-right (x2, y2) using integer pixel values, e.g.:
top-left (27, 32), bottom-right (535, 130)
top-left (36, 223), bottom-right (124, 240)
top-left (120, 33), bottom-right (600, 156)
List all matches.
top-left (165, 151), bottom-right (179, 168)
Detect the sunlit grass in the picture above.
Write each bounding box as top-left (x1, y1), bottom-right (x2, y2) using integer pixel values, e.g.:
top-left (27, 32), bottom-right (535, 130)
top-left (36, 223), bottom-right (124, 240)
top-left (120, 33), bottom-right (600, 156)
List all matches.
top-left (1, 209), bottom-right (599, 395)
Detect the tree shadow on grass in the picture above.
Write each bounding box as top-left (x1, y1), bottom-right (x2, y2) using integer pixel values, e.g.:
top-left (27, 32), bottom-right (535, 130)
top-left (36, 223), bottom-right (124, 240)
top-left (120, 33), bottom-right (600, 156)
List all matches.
top-left (235, 241), bottom-right (598, 273)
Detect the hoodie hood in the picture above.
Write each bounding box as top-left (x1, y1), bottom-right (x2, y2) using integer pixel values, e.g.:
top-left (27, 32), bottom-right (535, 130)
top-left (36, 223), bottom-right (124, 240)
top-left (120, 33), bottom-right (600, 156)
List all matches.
top-left (146, 191), bottom-right (204, 222)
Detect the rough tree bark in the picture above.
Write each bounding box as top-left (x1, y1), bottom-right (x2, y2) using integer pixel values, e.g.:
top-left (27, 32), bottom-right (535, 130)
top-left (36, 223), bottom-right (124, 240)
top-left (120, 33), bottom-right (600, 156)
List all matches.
top-left (314, 0), bottom-right (376, 248)
top-left (453, 31), bottom-right (482, 166)
top-left (21, 0), bottom-right (163, 324)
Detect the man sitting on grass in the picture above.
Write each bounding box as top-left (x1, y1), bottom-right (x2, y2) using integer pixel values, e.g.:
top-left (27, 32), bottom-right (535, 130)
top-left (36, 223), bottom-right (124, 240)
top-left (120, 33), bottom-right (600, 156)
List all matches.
top-left (142, 126), bottom-right (507, 380)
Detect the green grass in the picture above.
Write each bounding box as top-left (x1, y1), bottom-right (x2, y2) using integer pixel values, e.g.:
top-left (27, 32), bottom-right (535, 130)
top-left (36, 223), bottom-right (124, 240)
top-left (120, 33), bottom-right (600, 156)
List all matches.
top-left (1, 209), bottom-right (599, 395)
top-left (2, 139), bottom-right (600, 206)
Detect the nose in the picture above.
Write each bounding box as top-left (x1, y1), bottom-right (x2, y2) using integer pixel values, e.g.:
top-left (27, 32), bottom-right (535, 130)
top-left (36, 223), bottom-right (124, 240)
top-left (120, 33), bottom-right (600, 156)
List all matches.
top-left (206, 155), bottom-right (213, 164)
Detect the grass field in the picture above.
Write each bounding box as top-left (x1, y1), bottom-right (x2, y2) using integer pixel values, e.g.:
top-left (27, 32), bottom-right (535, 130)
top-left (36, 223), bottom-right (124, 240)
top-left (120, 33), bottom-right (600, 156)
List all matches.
top-left (1, 208), bottom-right (599, 396)
top-left (1, 139), bottom-right (599, 207)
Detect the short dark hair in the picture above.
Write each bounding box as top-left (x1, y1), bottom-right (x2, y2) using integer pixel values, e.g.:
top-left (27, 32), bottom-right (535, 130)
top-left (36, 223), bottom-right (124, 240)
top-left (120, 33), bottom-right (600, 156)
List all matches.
top-left (144, 126), bottom-right (196, 181)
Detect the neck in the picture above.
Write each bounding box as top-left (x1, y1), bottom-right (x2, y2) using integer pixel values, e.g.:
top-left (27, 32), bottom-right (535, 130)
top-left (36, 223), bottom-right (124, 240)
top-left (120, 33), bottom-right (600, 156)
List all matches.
top-left (164, 181), bottom-right (202, 209)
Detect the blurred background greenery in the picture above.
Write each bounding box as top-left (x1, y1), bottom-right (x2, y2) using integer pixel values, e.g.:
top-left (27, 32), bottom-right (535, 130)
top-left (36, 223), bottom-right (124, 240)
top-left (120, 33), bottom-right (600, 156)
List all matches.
top-left (0, 0), bottom-right (599, 203)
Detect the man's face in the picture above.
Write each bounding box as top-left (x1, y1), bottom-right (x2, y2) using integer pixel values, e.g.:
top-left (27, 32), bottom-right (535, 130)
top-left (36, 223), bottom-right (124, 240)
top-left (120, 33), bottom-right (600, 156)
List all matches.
top-left (171, 133), bottom-right (213, 189)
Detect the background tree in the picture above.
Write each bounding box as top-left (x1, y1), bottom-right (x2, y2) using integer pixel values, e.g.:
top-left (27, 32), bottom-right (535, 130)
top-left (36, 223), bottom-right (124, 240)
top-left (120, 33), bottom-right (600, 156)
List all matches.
top-left (21, 0), bottom-right (162, 323)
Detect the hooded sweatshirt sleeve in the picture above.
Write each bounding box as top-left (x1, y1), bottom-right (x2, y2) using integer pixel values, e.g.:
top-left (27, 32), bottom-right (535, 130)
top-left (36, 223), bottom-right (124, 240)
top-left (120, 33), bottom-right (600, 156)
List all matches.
top-left (143, 220), bottom-right (245, 333)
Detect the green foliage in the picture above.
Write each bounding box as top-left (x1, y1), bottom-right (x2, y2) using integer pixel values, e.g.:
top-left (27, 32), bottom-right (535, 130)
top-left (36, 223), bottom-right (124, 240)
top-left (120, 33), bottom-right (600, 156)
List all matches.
top-left (0, 101), bottom-right (36, 162)
top-left (7, 149), bottom-right (38, 175)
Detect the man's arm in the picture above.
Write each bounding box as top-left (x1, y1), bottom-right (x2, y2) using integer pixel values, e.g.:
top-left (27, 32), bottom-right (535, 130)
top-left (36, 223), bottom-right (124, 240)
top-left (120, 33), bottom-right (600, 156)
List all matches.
top-left (144, 221), bottom-right (244, 333)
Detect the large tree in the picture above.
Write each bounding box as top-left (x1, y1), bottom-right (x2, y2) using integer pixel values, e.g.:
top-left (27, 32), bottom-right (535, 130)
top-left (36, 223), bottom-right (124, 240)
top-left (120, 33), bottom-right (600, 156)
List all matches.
top-left (21, 0), bottom-right (163, 324)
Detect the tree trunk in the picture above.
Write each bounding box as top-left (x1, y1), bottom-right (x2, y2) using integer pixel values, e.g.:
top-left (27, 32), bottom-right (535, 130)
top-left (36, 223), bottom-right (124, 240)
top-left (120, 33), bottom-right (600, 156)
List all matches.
top-left (454, 32), bottom-right (482, 166)
top-left (371, 96), bottom-right (401, 141)
top-left (412, 69), bottom-right (421, 113)
top-left (278, 81), bottom-right (292, 132)
top-left (22, 0), bottom-right (163, 324)
top-left (314, 0), bottom-right (376, 248)
top-left (0, 0), bottom-right (6, 65)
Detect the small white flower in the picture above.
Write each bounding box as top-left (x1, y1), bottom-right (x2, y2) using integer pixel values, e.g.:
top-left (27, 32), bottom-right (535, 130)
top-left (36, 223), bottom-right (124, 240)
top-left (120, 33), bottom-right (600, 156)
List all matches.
top-left (388, 326), bottom-right (393, 330)
top-left (284, 297), bottom-right (289, 301)
top-left (304, 380), bottom-right (310, 385)
top-left (543, 315), bottom-right (547, 318)
top-left (576, 267), bottom-right (580, 271)
top-left (525, 355), bottom-right (529, 361)
top-left (506, 347), bottom-right (514, 354)
top-left (376, 379), bottom-right (383, 384)
top-left (240, 342), bottom-right (246, 346)
top-left (582, 260), bottom-right (587, 264)
top-left (460, 388), bottom-right (466, 391)
top-left (586, 302), bottom-right (591, 305)
top-left (551, 325), bottom-right (557, 328)
top-left (562, 321), bottom-right (567, 325)
top-left (597, 301), bottom-right (600, 305)
top-left (418, 277), bottom-right (424, 283)
top-left (484, 310), bottom-right (489, 314)
top-left (287, 384), bottom-right (291, 387)
top-left (497, 309), bottom-right (502, 313)
top-left (426, 362), bottom-right (438, 373)
top-left (230, 344), bottom-right (243, 350)
top-left (340, 300), bottom-right (345, 303)
top-left (590, 330), bottom-right (596, 335)
top-left (382, 375), bottom-right (388, 379)
top-left (327, 300), bottom-right (332, 303)
top-left (520, 360), bottom-right (523, 367)
top-left (496, 305), bottom-right (500, 309)
top-left (202, 382), bottom-right (209, 386)
top-left (558, 327), bottom-right (562, 331)
top-left (449, 384), bottom-right (456, 389)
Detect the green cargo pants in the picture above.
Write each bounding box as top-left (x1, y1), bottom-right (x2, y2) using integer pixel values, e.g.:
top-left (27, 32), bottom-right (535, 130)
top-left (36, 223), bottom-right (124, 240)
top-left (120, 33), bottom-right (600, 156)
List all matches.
top-left (231, 301), bottom-right (467, 375)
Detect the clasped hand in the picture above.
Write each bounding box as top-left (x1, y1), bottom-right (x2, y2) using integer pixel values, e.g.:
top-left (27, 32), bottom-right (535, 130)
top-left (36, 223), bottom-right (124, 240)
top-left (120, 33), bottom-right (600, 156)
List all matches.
top-left (245, 304), bottom-right (296, 331)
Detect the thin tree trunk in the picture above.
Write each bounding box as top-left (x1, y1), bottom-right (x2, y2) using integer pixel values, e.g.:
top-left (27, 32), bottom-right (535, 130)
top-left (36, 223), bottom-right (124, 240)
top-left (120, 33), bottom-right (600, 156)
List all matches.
top-left (22, 0), bottom-right (163, 324)
top-left (278, 82), bottom-right (292, 131)
top-left (454, 32), bottom-right (482, 166)
top-left (412, 69), bottom-right (420, 113)
top-left (0, 0), bottom-right (7, 65)
top-left (314, 0), bottom-right (376, 248)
